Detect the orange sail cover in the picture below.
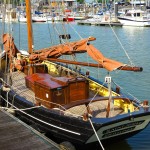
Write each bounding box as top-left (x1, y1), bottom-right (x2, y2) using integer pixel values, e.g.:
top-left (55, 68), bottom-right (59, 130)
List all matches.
top-left (29, 39), bottom-right (88, 60)
top-left (29, 38), bottom-right (123, 71)
top-left (86, 44), bottom-right (123, 71)
top-left (3, 33), bottom-right (20, 59)
top-left (2, 34), bottom-right (123, 72)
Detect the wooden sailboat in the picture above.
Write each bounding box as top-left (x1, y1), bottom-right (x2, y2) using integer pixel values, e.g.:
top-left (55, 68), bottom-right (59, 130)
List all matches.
top-left (0, 1), bottom-right (150, 149)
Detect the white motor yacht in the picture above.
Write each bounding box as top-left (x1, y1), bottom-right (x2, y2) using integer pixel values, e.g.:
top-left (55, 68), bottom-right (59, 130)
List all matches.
top-left (118, 9), bottom-right (150, 27)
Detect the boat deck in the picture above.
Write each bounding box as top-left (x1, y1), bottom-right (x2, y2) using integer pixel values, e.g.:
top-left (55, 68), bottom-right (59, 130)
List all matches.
top-left (65, 101), bottom-right (124, 118)
top-left (11, 71), bottom-right (124, 118)
top-left (11, 71), bottom-right (35, 103)
top-left (0, 109), bottom-right (59, 150)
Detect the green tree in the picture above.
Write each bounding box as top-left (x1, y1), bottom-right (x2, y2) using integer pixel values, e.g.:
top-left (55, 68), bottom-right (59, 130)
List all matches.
top-left (77, 0), bottom-right (84, 4)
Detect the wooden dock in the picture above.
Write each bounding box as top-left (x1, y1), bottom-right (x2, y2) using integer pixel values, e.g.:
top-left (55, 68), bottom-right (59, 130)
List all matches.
top-left (0, 109), bottom-right (60, 150)
top-left (77, 20), bottom-right (122, 27)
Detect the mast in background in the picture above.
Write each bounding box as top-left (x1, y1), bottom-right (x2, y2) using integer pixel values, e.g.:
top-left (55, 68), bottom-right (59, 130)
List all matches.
top-left (25, 0), bottom-right (33, 54)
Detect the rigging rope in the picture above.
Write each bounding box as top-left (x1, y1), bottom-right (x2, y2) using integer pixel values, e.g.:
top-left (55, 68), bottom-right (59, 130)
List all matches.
top-left (47, 22), bottom-right (54, 44)
top-left (109, 26), bottom-right (134, 66)
top-left (17, 0), bottom-right (22, 50)
top-left (104, 4), bottom-right (134, 66)
top-left (1, 105), bottom-right (41, 111)
top-left (68, 23), bottom-right (83, 40)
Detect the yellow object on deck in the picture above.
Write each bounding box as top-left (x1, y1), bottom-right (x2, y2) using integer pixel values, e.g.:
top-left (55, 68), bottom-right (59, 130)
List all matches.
top-left (114, 99), bottom-right (135, 113)
top-left (42, 61), bottom-right (59, 75)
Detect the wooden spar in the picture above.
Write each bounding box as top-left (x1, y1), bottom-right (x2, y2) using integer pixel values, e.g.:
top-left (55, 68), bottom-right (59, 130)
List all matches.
top-left (106, 100), bottom-right (111, 118)
top-left (45, 58), bottom-right (143, 72)
top-left (25, 0), bottom-right (33, 54)
top-left (117, 66), bottom-right (143, 72)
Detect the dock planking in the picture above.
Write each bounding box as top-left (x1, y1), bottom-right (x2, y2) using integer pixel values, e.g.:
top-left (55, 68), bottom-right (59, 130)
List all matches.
top-left (0, 109), bottom-right (59, 150)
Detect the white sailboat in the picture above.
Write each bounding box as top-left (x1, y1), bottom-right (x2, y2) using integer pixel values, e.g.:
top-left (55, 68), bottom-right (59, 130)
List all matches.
top-left (32, 14), bottom-right (47, 22)
top-left (18, 14), bottom-right (27, 23)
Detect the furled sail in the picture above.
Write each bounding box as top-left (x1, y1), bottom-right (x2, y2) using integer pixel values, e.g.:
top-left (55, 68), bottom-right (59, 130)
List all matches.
top-left (86, 44), bottom-right (123, 71)
top-left (29, 37), bottom-right (123, 71)
top-left (3, 33), bottom-right (20, 59)
top-left (29, 39), bottom-right (89, 60)
top-left (2, 34), bottom-right (124, 71)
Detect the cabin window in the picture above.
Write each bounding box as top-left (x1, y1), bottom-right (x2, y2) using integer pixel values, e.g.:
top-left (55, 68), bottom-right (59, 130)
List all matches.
top-left (134, 13), bottom-right (141, 17)
top-left (126, 13), bottom-right (131, 16)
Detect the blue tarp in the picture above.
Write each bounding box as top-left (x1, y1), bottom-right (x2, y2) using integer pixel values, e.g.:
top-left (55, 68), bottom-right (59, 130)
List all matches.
top-left (35, 11), bottom-right (43, 15)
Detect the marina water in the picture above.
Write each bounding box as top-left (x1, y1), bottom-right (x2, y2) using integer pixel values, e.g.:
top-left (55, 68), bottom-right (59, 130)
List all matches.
top-left (1, 21), bottom-right (150, 150)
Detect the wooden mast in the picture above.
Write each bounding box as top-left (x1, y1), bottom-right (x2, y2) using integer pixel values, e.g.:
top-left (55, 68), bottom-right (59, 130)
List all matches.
top-left (25, 0), bottom-right (33, 54)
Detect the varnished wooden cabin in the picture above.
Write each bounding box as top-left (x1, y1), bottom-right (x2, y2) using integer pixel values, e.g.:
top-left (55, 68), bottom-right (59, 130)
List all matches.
top-left (25, 73), bottom-right (89, 108)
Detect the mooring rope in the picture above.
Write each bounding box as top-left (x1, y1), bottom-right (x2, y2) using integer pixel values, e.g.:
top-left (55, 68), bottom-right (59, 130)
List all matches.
top-left (6, 90), bottom-right (10, 108)
top-left (89, 118), bottom-right (105, 150)
top-left (1, 105), bottom-right (41, 111)
top-left (1, 93), bottom-right (105, 150)
top-left (0, 95), bottom-right (81, 135)
top-left (1, 77), bottom-right (84, 118)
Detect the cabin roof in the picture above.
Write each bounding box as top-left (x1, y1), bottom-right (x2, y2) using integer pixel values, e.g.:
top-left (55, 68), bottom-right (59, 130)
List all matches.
top-left (34, 76), bottom-right (70, 89)
top-left (25, 73), bottom-right (52, 84)
top-left (34, 76), bottom-right (86, 89)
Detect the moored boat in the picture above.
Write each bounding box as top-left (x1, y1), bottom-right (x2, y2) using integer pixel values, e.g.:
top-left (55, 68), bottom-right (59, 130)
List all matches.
top-left (18, 15), bottom-right (27, 23)
top-left (0, 1), bottom-right (150, 149)
top-left (118, 9), bottom-right (150, 27)
top-left (63, 15), bottom-right (75, 22)
top-left (32, 14), bottom-right (47, 22)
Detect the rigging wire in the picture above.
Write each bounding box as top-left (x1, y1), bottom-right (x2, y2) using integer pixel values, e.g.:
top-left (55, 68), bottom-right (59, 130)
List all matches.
top-left (51, 19), bottom-right (79, 63)
top-left (17, 0), bottom-right (21, 50)
top-left (44, 0), bottom-right (54, 45)
top-left (2, 2), bottom-right (12, 83)
top-left (104, 4), bottom-right (134, 66)
top-left (52, 22), bottom-right (61, 44)
top-left (46, 21), bottom-right (54, 45)
top-left (68, 23), bottom-right (83, 40)
top-left (0, 4), bottom-right (6, 70)
top-left (109, 25), bottom-right (134, 66)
